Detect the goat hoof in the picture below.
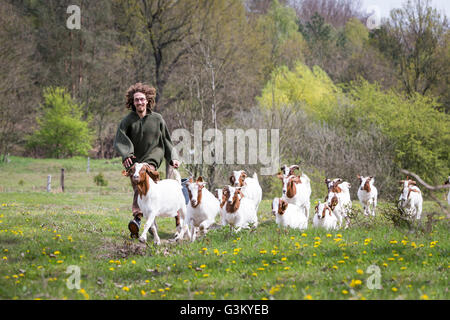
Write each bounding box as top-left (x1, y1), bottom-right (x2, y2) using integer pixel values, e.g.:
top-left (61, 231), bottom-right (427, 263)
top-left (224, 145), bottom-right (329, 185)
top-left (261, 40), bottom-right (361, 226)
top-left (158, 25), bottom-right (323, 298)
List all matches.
top-left (138, 237), bottom-right (146, 243)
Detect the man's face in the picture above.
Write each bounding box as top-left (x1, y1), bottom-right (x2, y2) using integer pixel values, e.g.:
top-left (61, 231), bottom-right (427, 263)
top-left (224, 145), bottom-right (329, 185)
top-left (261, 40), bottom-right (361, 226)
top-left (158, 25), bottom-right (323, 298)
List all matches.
top-left (133, 92), bottom-right (148, 114)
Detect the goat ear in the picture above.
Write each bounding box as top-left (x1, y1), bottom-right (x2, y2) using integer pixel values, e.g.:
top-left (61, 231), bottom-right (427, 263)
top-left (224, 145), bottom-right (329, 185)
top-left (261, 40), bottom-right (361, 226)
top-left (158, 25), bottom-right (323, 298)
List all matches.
top-left (229, 175), bottom-right (235, 185)
top-left (145, 166), bottom-right (160, 182)
top-left (197, 176), bottom-right (204, 183)
top-left (399, 180), bottom-right (405, 184)
top-left (122, 170), bottom-right (129, 177)
top-left (241, 171), bottom-right (247, 178)
top-left (409, 180), bottom-right (416, 185)
top-left (276, 172), bottom-right (284, 180)
top-left (280, 165), bottom-right (286, 172)
top-left (281, 200), bottom-right (288, 211)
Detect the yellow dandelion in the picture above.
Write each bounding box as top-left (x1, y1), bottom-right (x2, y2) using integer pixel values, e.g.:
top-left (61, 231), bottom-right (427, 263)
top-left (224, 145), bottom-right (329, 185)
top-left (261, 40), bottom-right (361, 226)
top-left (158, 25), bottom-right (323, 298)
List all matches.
top-left (342, 290), bottom-right (348, 295)
top-left (305, 294), bottom-right (313, 300)
top-left (420, 294), bottom-right (429, 300)
top-left (122, 286), bottom-right (130, 292)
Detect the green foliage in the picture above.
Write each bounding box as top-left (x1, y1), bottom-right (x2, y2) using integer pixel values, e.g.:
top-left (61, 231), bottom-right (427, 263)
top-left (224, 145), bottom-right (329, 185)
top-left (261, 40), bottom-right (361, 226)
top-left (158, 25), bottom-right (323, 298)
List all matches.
top-left (340, 80), bottom-right (449, 183)
top-left (298, 12), bottom-right (332, 44)
top-left (256, 0), bottom-right (307, 68)
top-left (257, 61), bottom-right (339, 120)
top-left (94, 172), bottom-right (108, 187)
top-left (343, 18), bottom-right (369, 52)
top-left (26, 87), bottom-right (93, 158)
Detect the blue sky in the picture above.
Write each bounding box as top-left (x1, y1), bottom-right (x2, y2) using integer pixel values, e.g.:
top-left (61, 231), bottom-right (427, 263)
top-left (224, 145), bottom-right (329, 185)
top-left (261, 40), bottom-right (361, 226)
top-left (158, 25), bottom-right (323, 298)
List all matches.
top-left (360, 0), bottom-right (450, 19)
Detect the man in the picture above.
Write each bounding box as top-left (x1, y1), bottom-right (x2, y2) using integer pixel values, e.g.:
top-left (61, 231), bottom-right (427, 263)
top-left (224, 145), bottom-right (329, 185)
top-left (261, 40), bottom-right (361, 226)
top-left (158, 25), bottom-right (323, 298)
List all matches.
top-left (114, 83), bottom-right (181, 238)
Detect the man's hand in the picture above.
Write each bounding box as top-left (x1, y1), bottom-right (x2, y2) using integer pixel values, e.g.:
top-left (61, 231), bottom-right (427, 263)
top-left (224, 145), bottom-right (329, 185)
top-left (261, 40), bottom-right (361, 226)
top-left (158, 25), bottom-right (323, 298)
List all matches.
top-left (123, 157), bottom-right (136, 170)
top-left (171, 160), bottom-right (181, 169)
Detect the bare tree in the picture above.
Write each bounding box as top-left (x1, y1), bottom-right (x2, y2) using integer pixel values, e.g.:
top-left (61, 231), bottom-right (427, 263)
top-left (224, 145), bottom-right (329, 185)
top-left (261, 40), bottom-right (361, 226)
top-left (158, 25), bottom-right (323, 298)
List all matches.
top-left (291, 0), bottom-right (364, 27)
top-left (387, 0), bottom-right (449, 96)
top-left (0, 2), bottom-right (39, 159)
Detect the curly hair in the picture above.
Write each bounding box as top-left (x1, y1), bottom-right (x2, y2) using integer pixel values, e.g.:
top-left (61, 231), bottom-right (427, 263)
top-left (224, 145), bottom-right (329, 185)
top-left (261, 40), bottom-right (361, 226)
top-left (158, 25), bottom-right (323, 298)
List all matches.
top-left (125, 83), bottom-right (157, 111)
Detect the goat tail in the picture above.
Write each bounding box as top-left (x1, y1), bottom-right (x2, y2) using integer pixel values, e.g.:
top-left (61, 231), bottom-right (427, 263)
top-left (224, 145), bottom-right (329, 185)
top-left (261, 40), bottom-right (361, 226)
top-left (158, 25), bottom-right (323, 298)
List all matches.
top-left (252, 172), bottom-right (258, 181)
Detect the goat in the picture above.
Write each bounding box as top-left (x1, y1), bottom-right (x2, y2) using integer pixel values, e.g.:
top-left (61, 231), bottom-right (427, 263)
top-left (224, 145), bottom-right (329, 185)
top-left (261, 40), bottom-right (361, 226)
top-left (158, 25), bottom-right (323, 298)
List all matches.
top-left (398, 179), bottom-right (423, 220)
top-left (271, 197), bottom-right (307, 230)
top-left (185, 177), bottom-right (220, 242)
top-left (325, 178), bottom-right (352, 229)
top-left (220, 185), bottom-right (258, 232)
top-left (357, 175), bottom-right (378, 216)
top-left (229, 170), bottom-right (262, 211)
top-left (313, 201), bottom-right (338, 230)
top-left (124, 163), bottom-right (189, 245)
top-left (277, 165), bottom-right (311, 221)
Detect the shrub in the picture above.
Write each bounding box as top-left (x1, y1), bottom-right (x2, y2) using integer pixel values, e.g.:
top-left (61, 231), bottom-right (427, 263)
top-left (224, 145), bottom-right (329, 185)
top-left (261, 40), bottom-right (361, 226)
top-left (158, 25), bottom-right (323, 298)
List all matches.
top-left (94, 173), bottom-right (108, 187)
top-left (26, 87), bottom-right (93, 158)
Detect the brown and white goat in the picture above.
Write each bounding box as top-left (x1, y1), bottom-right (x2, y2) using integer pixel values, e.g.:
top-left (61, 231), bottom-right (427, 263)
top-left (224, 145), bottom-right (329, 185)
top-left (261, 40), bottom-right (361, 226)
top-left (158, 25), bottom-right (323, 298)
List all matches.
top-left (357, 175), bottom-right (378, 216)
top-left (185, 177), bottom-right (220, 241)
top-left (277, 165), bottom-right (311, 221)
top-left (229, 170), bottom-right (262, 211)
top-left (123, 163), bottom-right (189, 244)
top-left (220, 185), bottom-right (258, 232)
top-left (398, 179), bottom-right (423, 220)
top-left (324, 178), bottom-right (352, 229)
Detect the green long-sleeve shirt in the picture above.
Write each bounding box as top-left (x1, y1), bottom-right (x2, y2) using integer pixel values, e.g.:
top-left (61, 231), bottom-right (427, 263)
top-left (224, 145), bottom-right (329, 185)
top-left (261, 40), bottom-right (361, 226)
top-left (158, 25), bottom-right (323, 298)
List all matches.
top-left (113, 110), bottom-right (177, 169)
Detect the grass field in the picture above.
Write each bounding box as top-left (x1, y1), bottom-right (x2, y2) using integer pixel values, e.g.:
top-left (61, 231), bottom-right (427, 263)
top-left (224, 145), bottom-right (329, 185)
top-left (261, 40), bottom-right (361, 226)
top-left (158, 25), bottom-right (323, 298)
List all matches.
top-left (0, 156), bottom-right (448, 300)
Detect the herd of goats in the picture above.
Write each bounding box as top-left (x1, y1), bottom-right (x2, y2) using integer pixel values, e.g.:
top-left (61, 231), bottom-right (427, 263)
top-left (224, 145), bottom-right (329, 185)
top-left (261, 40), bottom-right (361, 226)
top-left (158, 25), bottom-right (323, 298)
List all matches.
top-left (122, 163), bottom-right (444, 245)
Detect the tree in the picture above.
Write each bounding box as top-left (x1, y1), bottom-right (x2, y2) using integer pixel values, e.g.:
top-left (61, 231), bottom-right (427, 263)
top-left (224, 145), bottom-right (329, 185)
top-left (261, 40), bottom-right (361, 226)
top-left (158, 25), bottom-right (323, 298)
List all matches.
top-left (385, 0), bottom-right (449, 97)
top-left (257, 0), bottom-right (307, 69)
top-left (165, 0), bottom-right (270, 190)
top-left (342, 80), bottom-right (449, 184)
top-left (257, 61), bottom-right (339, 120)
top-left (27, 87), bottom-right (93, 158)
top-left (0, 2), bottom-right (39, 160)
top-left (114, 0), bottom-right (200, 107)
top-left (291, 0), bottom-right (364, 28)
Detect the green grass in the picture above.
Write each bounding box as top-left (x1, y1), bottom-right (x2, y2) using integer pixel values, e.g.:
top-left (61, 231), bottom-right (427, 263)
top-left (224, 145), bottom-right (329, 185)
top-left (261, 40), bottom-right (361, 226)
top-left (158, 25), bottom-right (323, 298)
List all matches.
top-left (0, 156), bottom-right (448, 300)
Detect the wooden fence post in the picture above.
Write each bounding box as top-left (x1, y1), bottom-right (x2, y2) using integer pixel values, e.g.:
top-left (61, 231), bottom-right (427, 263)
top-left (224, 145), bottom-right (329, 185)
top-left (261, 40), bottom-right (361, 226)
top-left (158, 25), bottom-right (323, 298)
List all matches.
top-left (47, 175), bottom-right (51, 192)
top-left (61, 168), bottom-right (65, 192)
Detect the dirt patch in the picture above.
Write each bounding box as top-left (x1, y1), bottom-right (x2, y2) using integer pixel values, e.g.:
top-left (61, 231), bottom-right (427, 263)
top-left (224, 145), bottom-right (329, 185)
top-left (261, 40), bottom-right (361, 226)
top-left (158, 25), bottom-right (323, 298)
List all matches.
top-left (99, 238), bottom-right (148, 259)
